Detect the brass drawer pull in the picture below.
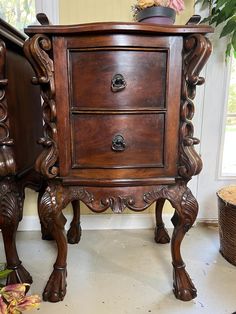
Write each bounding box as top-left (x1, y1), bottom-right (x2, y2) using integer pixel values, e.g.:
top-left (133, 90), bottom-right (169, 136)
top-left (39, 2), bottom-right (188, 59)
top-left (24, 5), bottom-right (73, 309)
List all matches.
top-left (111, 134), bottom-right (126, 152)
top-left (111, 74), bottom-right (126, 92)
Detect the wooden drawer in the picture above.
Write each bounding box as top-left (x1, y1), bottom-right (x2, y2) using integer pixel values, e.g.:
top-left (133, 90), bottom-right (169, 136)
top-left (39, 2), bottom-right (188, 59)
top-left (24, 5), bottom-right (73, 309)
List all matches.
top-left (69, 49), bottom-right (167, 111)
top-left (54, 35), bottom-right (182, 179)
top-left (71, 113), bottom-right (165, 169)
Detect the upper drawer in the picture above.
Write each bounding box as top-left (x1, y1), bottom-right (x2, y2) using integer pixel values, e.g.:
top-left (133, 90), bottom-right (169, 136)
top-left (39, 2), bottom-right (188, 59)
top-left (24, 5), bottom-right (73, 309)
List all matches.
top-left (68, 49), bottom-right (167, 111)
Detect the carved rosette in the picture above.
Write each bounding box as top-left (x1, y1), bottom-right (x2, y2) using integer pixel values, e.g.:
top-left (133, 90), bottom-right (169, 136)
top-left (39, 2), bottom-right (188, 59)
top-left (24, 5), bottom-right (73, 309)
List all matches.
top-left (179, 34), bottom-right (212, 180)
top-left (0, 40), bottom-right (16, 177)
top-left (24, 35), bottom-right (58, 179)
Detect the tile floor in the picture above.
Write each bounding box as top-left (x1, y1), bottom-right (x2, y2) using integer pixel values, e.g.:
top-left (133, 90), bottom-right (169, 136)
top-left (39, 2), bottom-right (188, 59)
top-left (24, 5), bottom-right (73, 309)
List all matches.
top-left (1, 225), bottom-right (236, 314)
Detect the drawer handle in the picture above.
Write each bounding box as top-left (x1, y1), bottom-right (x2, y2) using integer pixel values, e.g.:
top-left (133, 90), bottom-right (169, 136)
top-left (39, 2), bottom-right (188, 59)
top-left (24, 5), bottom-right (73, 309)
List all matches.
top-left (111, 134), bottom-right (126, 152)
top-left (111, 74), bottom-right (127, 92)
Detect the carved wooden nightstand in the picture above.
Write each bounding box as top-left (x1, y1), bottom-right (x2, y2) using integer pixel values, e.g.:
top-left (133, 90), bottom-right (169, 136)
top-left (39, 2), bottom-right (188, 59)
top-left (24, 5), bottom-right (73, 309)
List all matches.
top-left (0, 18), bottom-right (43, 285)
top-left (24, 20), bottom-right (213, 303)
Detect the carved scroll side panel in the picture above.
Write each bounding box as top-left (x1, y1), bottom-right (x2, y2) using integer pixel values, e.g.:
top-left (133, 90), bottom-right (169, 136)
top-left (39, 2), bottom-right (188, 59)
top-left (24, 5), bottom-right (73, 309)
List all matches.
top-left (178, 34), bottom-right (212, 180)
top-left (0, 40), bottom-right (16, 177)
top-left (24, 35), bottom-right (58, 179)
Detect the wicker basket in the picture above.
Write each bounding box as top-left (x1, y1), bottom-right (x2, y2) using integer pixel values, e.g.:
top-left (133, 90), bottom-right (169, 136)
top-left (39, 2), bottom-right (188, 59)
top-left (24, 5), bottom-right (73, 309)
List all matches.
top-left (217, 186), bottom-right (236, 266)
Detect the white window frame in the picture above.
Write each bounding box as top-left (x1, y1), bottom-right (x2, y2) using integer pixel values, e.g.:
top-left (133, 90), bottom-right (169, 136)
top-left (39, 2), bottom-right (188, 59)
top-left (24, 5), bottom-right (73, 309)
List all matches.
top-left (217, 56), bottom-right (236, 180)
top-left (35, 0), bottom-right (59, 24)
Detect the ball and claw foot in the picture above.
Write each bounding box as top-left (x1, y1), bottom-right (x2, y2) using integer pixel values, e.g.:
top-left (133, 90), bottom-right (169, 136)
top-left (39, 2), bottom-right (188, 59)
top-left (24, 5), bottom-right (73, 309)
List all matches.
top-left (43, 267), bottom-right (67, 302)
top-left (154, 224), bottom-right (170, 244)
top-left (67, 225), bottom-right (82, 244)
top-left (6, 263), bottom-right (33, 286)
top-left (173, 265), bottom-right (197, 301)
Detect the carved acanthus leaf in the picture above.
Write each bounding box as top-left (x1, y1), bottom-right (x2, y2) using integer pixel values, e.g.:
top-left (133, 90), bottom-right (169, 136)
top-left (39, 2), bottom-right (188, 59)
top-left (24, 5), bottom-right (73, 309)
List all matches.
top-left (180, 187), bottom-right (198, 230)
top-left (24, 35), bottom-right (58, 179)
top-left (68, 187), bottom-right (94, 205)
top-left (39, 182), bottom-right (94, 230)
top-left (143, 183), bottom-right (198, 230)
top-left (179, 34), bottom-right (212, 180)
top-left (0, 179), bottom-right (23, 224)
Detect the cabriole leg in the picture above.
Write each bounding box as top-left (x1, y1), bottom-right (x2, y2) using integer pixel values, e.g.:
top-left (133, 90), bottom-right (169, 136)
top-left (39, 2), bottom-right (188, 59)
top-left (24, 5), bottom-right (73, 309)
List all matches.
top-left (169, 185), bottom-right (198, 301)
top-left (38, 187), bottom-right (54, 241)
top-left (0, 179), bottom-right (32, 285)
top-left (39, 183), bottom-right (68, 303)
top-left (154, 199), bottom-right (170, 244)
top-left (67, 200), bottom-right (81, 244)
top-left (171, 210), bottom-right (179, 227)
top-left (2, 226), bottom-right (32, 286)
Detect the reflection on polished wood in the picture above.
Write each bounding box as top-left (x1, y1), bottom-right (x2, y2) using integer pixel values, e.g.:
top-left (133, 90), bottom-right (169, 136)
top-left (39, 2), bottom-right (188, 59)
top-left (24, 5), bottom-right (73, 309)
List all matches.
top-left (24, 16), bottom-right (213, 302)
top-left (0, 18), bottom-right (43, 285)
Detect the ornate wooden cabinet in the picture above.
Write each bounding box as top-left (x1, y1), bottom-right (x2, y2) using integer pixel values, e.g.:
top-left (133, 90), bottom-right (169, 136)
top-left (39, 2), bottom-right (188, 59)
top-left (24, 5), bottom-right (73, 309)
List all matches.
top-left (24, 20), bottom-right (213, 303)
top-left (0, 19), bottom-right (43, 284)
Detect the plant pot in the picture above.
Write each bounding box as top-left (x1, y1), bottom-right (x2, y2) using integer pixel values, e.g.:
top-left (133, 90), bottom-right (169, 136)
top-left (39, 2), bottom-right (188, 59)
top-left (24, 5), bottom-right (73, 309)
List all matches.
top-left (137, 6), bottom-right (176, 25)
top-left (217, 185), bottom-right (236, 266)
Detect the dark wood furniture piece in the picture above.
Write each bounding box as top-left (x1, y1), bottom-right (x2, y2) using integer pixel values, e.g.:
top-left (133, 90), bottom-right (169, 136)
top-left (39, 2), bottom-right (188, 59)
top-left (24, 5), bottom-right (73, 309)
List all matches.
top-left (24, 21), bottom-right (213, 303)
top-left (0, 19), bottom-right (43, 284)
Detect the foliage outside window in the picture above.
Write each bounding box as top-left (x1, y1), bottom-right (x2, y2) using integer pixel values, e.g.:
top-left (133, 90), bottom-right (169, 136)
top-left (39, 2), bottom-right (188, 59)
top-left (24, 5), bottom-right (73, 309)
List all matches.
top-left (222, 57), bottom-right (236, 176)
top-left (0, 0), bottom-right (35, 32)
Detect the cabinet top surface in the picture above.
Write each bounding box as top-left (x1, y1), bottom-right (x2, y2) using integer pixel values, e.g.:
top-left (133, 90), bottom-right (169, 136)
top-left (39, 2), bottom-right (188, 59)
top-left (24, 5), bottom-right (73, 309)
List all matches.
top-left (24, 21), bottom-right (214, 36)
top-left (0, 18), bottom-right (26, 46)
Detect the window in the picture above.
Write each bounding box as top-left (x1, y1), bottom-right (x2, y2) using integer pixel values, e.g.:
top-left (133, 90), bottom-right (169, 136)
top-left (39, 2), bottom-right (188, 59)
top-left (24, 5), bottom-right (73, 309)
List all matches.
top-left (221, 57), bottom-right (236, 176)
top-left (0, 0), bottom-right (59, 32)
top-left (0, 0), bottom-right (36, 32)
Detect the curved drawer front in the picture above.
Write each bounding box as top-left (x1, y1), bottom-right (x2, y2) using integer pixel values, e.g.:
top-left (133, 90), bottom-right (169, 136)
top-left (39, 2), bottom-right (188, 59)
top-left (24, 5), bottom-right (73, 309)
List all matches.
top-left (69, 49), bottom-right (167, 111)
top-left (71, 113), bottom-right (165, 169)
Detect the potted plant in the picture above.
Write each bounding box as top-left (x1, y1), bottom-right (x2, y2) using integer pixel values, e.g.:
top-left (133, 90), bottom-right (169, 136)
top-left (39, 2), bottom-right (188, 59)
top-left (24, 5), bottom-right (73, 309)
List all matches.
top-left (132, 0), bottom-right (185, 24)
top-left (197, 0), bottom-right (236, 57)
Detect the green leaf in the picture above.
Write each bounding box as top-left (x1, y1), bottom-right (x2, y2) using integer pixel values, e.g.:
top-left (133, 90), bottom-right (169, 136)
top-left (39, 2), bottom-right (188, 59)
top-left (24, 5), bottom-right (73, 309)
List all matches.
top-left (216, 11), bottom-right (227, 26)
top-left (220, 17), bottom-right (236, 37)
top-left (226, 42), bottom-right (232, 59)
top-left (201, 16), bottom-right (211, 23)
top-left (223, 0), bottom-right (236, 19)
top-left (210, 15), bottom-right (218, 24)
top-left (232, 30), bottom-right (236, 52)
top-left (0, 269), bottom-right (12, 279)
top-left (208, 0), bottom-right (236, 26)
top-left (211, 6), bottom-right (217, 15)
top-left (216, 0), bottom-right (228, 10)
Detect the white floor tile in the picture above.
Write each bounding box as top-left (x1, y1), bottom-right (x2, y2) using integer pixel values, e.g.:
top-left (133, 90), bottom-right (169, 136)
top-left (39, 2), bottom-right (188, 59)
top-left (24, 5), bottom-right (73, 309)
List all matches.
top-left (1, 225), bottom-right (235, 314)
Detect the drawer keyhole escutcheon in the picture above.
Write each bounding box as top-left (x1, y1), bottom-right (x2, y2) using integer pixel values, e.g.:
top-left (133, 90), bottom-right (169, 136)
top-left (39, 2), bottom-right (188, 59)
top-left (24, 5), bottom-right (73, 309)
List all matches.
top-left (111, 134), bottom-right (126, 152)
top-left (111, 74), bottom-right (127, 92)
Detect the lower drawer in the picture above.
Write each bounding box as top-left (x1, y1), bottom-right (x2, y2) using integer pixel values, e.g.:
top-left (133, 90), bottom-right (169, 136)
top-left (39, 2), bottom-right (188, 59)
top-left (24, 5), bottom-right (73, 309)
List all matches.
top-left (71, 113), bottom-right (165, 169)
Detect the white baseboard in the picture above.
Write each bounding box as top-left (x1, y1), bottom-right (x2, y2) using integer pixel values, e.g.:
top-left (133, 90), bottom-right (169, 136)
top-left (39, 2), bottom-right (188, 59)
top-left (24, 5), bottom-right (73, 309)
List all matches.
top-left (197, 218), bottom-right (218, 225)
top-left (18, 213), bottom-right (174, 231)
top-left (17, 214), bottom-right (217, 231)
